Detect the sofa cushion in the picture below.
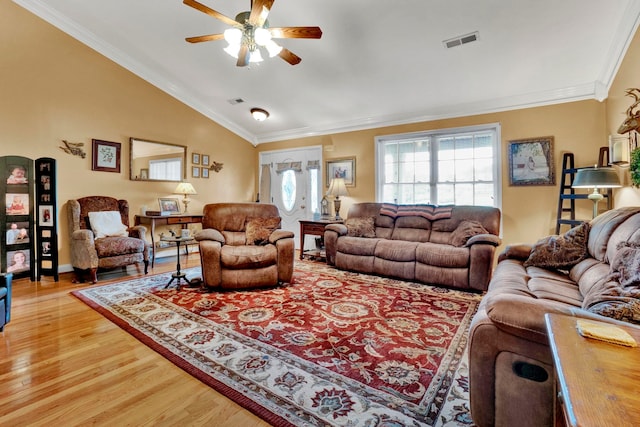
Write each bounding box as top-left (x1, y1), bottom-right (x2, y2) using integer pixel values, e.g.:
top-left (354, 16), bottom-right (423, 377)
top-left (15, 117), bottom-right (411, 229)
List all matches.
top-left (94, 236), bottom-right (145, 257)
top-left (523, 222), bottom-right (589, 270)
top-left (337, 236), bottom-right (379, 256)
top-left (450, 220), bottom-right (489, 247)
top-left (609, 242), bottom-right (640, 287)
top-left (245, 217), bottom-right (281, 246)
top-left (374, 239), bottom-right (418, 262)
top-left (416, 242), bottom-right (469, 268)
top-left (221, 245), bottom-right (277, 269)
top-left (345, 216), bottom-right (376, 238)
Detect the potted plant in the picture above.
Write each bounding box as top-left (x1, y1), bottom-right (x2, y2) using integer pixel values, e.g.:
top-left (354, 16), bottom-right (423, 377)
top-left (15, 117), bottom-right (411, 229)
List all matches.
top-left (631, 147), bottom-right (640, 187)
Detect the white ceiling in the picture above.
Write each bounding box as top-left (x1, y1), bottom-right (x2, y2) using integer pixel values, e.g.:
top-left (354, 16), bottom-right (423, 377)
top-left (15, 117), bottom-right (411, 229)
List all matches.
top-left (14, 0), bottom-right (640, 145)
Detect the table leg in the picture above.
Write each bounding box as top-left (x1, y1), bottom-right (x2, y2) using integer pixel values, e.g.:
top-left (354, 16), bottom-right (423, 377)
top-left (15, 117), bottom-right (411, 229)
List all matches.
top-left (150, 220), bottom-right (156, 268)
top-left (165, 241), bottom-right (188, 289)
top-left (299, 224), bottom-right (305, 260)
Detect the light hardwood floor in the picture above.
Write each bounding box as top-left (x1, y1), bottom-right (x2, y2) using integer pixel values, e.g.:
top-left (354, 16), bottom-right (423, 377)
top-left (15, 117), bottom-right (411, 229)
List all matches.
top-left (0, 254), bottom-right (271, 427)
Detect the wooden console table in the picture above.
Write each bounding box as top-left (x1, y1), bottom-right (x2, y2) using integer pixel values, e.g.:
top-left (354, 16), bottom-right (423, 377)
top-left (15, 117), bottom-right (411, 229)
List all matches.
top-left (299, 219), bottom-right (343, 260)
top-left (545, 313), bottom-right (640, 427)
top-left (135, 214), bottom-right (203, 267)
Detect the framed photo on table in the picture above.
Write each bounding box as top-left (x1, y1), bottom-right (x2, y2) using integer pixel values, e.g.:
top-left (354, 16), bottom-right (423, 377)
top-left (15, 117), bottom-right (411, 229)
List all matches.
top-left (508, 136), bottom-right (555, 186)
top-left (326, 157), bottom-right (356, 187)
top-left (158, 197), bottom-right (180, 214)
top-left (92, 139), bottom-right (121, 173)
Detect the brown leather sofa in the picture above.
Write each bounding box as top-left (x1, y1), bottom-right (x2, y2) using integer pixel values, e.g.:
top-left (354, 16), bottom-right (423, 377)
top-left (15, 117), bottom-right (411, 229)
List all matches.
top-left (195, 203), bottom-right (295, 290)
top-left (468, 206), bottom-right (640, 427)
top-left (324, 203), bottom-right (501, 291)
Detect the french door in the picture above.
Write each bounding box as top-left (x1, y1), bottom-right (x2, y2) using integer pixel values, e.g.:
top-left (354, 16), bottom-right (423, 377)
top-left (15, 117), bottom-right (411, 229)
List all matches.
top-left (259, 146), bottom-right (322, 249)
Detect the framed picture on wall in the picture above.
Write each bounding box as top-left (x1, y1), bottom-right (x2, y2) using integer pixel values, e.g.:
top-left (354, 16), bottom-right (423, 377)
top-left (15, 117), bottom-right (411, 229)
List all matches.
top-left (201, 167), bottom-right (209, 178)
top-left (39, 205), bottom-right (53, 226)
top-left (192, 153), bottom-right (200, 164)
top-left (508, 136), bottom-right (555, 186)
top-left (325, 157), bottom-right (356, 187)
top-left (192, 166), bottom-right (200, 178)
top-left (92, 139), bottom-right (121, 173)
top-left (201, 154), bottom-right (210, 166)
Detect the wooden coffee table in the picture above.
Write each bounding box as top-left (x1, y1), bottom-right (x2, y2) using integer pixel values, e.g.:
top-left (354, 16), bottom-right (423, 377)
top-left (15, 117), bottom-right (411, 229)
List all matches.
top-left (545, 313), bottom-right (640, 426)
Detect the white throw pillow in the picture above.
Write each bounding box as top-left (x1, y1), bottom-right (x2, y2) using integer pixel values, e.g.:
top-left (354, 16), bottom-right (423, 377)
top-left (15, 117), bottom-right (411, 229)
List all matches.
top-left (88, 211), bottom-right (128, 239)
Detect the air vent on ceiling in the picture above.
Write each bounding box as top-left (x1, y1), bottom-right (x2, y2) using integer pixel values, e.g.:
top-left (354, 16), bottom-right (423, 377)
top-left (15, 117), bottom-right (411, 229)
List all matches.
top-left (227, 98), bottom-right (245, 105)
top-left (443, 31), bottom-right (479, 49)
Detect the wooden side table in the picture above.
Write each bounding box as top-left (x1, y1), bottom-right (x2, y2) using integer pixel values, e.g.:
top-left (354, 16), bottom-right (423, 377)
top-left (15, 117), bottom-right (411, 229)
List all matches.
top-left (299, 219), bottom-right (343, 260)
top-left (545, 313), bottom-right (640, 427)
top-left (161, 236), bottom-right (193, 289)
top-left (135, 214), bottom-right (203, 267)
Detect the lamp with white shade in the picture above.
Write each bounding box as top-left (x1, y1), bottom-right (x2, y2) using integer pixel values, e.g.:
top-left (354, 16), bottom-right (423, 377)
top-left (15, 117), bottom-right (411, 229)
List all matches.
top-left (174, 182), bottom-right (197, 213)
top-left (571, 166), bottom-right (621, 218)
top-left (327, 178), bottom-right (349, 220)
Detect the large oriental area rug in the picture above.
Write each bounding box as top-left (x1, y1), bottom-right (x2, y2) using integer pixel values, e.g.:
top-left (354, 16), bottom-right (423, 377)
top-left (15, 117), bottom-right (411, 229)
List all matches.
top-left (73, 261), bottom-right (481, 427)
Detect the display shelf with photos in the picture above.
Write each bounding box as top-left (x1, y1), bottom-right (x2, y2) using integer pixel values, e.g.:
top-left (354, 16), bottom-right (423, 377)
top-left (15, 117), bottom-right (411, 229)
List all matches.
top-left (35, 158), bottom-right (58, 281)
top-left (1, 155), bottom-right (35, 281)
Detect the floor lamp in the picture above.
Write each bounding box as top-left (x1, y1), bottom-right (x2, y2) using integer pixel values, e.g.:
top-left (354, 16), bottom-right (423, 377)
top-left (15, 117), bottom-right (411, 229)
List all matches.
top-left (327, 178), bottom-right (349, 220)
top-left (572, 166), bottom-right (621, 218)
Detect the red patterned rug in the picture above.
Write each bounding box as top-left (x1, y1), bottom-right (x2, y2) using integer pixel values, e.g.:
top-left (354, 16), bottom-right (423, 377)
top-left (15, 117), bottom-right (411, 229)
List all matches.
top-left (73, 261), bottom-right (480, 426)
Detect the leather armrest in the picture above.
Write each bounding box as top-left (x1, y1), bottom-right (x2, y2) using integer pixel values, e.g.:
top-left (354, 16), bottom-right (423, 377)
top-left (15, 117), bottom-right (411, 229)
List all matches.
top-left (325, 223), bottom-right (347, 235)
top-left (497, 243), bottom-right (533, 263)
top-left (484, 293), bottom-right (575, 344)
top-left (466, 233), bottom-right (501, 247)
top-left (269, 230), bottom-right (294, 243)
top-left (195, 228), bottom-right (225, 243)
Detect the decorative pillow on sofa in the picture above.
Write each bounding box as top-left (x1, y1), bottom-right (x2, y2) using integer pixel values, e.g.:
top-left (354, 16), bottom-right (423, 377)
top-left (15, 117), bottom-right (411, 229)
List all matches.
top-left (449, 220), bottom-right (488, 247)
top-left (345, 217), bottom-right (376, 238)
top-left (88, 211), bottom-right (128, 239)
top-left (245, 217), bottom-right (281, 245)
top-left (609, 242), bottom-right (640, 287)
top-left (523, 222), bottom-right (589, 270)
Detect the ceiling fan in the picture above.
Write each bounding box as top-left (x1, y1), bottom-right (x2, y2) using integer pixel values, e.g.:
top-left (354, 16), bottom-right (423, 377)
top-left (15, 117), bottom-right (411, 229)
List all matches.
top-left (183, 0), bottom-right (322, 67)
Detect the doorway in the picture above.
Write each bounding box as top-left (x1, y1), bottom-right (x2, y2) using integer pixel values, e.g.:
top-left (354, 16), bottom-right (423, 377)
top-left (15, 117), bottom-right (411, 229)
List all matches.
top-left (259, 146), bottom-right (322, 250)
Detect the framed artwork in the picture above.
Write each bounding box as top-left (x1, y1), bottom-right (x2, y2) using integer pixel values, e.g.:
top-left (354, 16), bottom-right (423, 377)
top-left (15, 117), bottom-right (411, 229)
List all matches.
top-left (6, 164), bottom-right (28, 185)
top-left (92, 139), bottom-right (121, 173)
top-left (192, 166), bottom-right (200, 178)
top-left (6, 250), bottom-right (30, 273)
top-left (201, 154), bottom-right (210, 166)
top-left (201, 167), bottom-right (209, 178)
top-left (42, 242), bottom-right (52, 257)
top-left (6, 193), bottom-right (29, 215)
top-left (508, 137), bottom-right (555, 186)
top-left (192, 153), bottom-right (200, 164)
top-left (6, 221), bottom-right (29, 245)
top-left (325, 157), bottom-right (356, 187)
top-left (158, 197), bottom-right (180, 214)
top-left (39, 205), bottom-right (53, 226)
top-left (140, 168), bottom-right (149, 180)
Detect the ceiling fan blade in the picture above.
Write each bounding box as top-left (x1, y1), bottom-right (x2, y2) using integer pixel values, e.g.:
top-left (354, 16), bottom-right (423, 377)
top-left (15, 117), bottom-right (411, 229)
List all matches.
top-left (279, 48), bottom-right (302, 65)
top-left (270, 27), bottom-right (323, 39)
top-left (237, 45), bottom-right (250, 67)
top-left (249, 0), bottom-right (274, 27)
top-left (183, 0), bottom-right (239, 27)
top-left (185, 33), bottom-right (225, 43)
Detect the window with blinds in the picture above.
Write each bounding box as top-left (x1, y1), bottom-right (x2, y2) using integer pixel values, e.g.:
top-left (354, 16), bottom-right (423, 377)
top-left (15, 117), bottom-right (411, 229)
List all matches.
top-left (375, 124), bottom-right (501, 208)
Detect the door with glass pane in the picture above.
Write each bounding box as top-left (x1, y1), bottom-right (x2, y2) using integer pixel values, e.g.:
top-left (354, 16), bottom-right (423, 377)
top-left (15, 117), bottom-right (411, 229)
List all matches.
top-left (259, 146), bottom-right (322, 250)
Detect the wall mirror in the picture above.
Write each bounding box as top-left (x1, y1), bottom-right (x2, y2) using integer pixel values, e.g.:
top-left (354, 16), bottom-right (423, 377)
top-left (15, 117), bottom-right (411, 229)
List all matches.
top-left (129, 138), bottom-right (186, 182)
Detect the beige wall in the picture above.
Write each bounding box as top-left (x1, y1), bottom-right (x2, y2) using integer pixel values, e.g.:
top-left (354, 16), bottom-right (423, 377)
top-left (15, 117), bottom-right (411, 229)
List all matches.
top-left (1, 2), bottom-right (257, 269)
top-left (606, 26), bottom-right (640, 206)
top-left (259, 101), bottom-right (608, 248)
top-left (4, 0), bottom-right (639, 272)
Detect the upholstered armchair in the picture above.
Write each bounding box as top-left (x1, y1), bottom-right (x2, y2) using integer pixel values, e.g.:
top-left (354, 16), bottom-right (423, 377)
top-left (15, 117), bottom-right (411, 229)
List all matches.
top-left (195, 203), bottom-right (295, 290)
top-left (0, 273), bottom-right (12, 332)
top-left (67, 196), bottom-right (150, 283)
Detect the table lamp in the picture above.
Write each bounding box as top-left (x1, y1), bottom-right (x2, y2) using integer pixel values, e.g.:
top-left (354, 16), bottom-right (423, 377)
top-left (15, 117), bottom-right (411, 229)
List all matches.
top-left (174, 182), bottom-right (197, 213)
top-left (572, 166), bottom-right (621, 218)
top-left (327, 178), bottom-right (349, 220)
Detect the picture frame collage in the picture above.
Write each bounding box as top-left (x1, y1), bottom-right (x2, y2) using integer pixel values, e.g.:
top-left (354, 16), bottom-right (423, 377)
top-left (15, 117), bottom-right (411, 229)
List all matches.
top-left (191, 152), bottom-right (210, 179)
top-left (35, 158), bottom-right (57, 277)
top-left (4, 159), bottom-right (32, 276)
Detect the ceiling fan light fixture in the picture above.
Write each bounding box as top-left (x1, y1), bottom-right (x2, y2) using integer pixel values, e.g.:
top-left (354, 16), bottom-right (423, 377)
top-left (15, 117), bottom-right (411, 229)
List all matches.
top-left (251, 108), bottom-right (269, 121)
top-left (249, 49), bottom-right (264, 63)
top-left (224, 43), bottom-right (240, 58)
top-left (265, 40), bottom-right (283, 57)
top-left (254, 27), bottom-right (272, 46)
top-left (224, 27), bottom-right (242, 45)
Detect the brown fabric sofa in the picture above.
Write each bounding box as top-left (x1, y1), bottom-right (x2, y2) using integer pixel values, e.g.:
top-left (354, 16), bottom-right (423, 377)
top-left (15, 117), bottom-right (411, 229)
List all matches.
top-left (468, 206), bottom-right (640, 427)
top-left (195, 203), bottom-right (295, 290)
top-left (324, 203), bottom-right (501, 291)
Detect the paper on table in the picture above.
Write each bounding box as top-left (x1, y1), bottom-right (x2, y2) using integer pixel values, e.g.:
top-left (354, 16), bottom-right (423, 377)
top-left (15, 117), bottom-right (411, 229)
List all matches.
top-left (576, 319), bottom-right (638, 347)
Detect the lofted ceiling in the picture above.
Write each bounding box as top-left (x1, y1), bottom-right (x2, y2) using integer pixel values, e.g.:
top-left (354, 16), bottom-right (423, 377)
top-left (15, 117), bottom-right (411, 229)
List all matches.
top-left (14, 0), bottom-right (640, 145)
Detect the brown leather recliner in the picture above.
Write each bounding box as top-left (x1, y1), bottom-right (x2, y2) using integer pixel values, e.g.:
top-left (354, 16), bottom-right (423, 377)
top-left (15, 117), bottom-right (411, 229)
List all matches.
top-left (195, 203), bottom-right (295, 290)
